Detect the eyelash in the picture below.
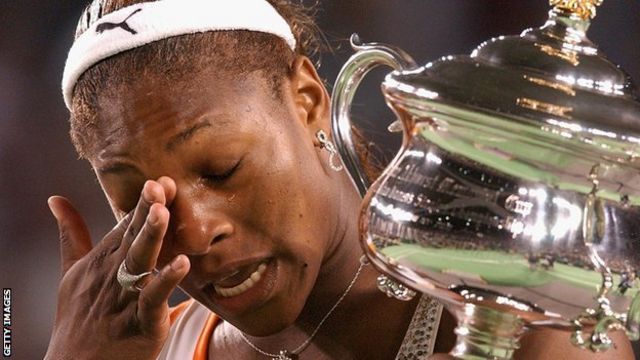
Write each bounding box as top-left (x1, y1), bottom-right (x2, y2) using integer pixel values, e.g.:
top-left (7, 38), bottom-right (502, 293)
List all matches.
top-left (202, 161), bottom-right (241, 183)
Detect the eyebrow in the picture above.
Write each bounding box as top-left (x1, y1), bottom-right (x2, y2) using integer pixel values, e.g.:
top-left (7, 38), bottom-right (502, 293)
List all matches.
top-left (165, 120), bottom-right (213, 152)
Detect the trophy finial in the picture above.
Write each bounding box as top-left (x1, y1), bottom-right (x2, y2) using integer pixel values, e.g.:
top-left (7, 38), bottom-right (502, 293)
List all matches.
top-left (550, 0), bottom-right (604, 20)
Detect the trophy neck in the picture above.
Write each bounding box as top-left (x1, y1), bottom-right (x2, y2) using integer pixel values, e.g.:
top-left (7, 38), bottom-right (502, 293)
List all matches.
top-left (450, 303), bottom-right (525, 360)
top-left (550, 0), bottom-right (604, 21)
top-left (547, 8), bottom-right (592, 33)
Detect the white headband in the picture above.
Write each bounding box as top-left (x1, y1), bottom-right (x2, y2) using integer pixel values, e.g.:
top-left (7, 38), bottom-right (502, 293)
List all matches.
top-left (62, 0), bottom-right (296, 110)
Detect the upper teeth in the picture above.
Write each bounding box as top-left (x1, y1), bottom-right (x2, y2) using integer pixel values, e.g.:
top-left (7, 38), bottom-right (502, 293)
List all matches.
top-left (214, 263), bottom-right (267, 298)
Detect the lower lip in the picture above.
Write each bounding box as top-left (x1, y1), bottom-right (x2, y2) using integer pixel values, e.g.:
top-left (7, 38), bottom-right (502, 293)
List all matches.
top-left (203, 259), bottom-right (278, 315)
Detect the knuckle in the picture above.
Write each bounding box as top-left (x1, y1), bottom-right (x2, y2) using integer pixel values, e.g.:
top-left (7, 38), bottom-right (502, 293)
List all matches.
top-left (58, 227), bottom-right (73, 248)
top-left (158, 267), bottom-right (172, 283)
top-left (103, 233), bottom-right (122, 255)
top-left (112, 309), bottom-right (141, 338)
top-left (139, 221), bottom-right (156, 239)
top-left (138, 291), bottom-right (157, 311)
top-left (88, 248), bottom-right (110, 269)
top-left (126, 252), bottom-right (146, 273)
top-left (127, 224), bottom-right (137, 238)
top-left (156, 266), bottom-right (179, 290)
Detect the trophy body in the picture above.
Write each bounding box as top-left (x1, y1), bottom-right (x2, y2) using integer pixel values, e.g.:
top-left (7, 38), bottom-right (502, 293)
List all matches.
top-left (332, 1), bottom-right (640, 358)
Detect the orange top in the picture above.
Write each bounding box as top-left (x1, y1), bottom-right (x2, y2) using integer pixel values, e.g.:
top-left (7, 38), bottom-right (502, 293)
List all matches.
top-left (169, 301), bottom-right (221, 360)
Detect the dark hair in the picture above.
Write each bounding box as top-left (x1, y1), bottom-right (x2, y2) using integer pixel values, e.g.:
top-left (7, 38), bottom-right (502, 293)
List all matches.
top-left (70, 0), bottom-right (322, 159)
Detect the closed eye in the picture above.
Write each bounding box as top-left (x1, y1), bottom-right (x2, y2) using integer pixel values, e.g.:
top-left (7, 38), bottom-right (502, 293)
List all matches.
top-left (202, 160), bottom-right (241, 183)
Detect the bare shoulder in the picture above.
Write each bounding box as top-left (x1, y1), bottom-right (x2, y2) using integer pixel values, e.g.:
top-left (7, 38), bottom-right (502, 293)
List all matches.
top-left (515, 328), bottom-right (634, 359)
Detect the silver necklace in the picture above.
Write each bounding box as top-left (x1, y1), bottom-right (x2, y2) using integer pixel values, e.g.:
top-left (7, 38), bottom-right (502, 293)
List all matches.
top-left (238, 259), bottom-right (367, 360)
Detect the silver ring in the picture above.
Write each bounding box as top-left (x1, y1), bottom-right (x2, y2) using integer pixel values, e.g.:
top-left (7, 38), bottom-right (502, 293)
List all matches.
top-left (117, 260), bottom-right (153, 292)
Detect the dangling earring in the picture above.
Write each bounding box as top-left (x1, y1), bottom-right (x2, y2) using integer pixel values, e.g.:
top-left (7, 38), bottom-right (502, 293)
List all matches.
top-left (316, 130), bottom-right (343, 172)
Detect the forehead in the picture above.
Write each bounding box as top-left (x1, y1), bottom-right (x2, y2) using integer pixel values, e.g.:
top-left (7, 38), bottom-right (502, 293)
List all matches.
top-left (91, 69), bottom-right (280, 161)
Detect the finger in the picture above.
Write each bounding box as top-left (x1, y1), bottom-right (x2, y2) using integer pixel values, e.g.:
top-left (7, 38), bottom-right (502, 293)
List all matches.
top-left (125, 203), bottom-right (169, 278)
top-left (122, 180), bottom-right (166, 249)
top-left (137, 255), bottom-right (190, 331)
top-left (156, 176), bottom-right (177, 207)
top-left (48, 196), bottom-right (93, 274)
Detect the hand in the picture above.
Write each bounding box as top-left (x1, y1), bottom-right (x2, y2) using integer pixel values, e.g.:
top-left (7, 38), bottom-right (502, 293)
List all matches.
top-left (45, 178), bottom-right (190, 360)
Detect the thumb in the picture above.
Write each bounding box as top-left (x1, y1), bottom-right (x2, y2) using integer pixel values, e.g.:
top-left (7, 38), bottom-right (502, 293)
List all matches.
top-left (48, 196), bottom-right (93, 274)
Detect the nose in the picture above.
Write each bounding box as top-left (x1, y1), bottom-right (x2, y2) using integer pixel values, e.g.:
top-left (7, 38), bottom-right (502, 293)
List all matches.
top-left (166, 191), bottom-right (234, 256)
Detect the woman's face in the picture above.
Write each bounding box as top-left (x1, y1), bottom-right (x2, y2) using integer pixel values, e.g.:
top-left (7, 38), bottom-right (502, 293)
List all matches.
top-left (87, 61), bottom-right (338, 335)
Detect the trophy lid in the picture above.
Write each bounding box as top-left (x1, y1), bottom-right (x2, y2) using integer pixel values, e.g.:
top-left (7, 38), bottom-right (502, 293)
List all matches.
top-left (385, 0), bottom-right (639, 124)
top-left (382, 0), bottom-right (640, 199)
top-left (385, 0), bottom-right (639, 130)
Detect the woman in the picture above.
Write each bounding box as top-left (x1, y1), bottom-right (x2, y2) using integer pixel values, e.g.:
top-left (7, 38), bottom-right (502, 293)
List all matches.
top-left (46, 0), bottom-right (634, 359)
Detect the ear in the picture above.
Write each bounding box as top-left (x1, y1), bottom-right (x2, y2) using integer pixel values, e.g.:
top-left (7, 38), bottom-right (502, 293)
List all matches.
top-left (288, 56), bottom-right (330, 136)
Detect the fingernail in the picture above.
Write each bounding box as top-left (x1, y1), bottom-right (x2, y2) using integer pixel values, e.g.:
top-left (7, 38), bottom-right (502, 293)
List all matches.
top-left (148, 206), bottom-right (159, 225)
top-left (171, 255), bottom-right (186, 271)
top-left (142, 181), bottom-right (153, 202)
top-left (47, 197), bottom-right (61, 221)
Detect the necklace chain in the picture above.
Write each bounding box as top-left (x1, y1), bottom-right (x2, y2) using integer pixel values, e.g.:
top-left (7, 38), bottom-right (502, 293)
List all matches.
top-left (238, 259), bottom-right (367, 359)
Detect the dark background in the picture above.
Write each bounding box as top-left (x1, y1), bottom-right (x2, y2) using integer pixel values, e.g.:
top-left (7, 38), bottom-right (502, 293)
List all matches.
top-left (1, 1), bottom-right (639, 359)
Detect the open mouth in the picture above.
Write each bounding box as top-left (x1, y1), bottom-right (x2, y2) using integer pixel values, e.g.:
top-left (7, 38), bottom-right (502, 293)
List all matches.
top-left (214, 262), bottom-right (268, 298)
top-left (198, 258), bottom-right (279, 315)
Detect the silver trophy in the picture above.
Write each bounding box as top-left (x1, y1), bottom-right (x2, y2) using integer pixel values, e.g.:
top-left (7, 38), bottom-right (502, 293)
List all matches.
top-left (331, 0), bottom-right (640, 358)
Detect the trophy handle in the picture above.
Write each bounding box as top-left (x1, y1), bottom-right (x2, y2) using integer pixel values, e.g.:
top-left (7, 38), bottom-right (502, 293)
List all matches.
top-left (330, 34), bottom-right (417, 197)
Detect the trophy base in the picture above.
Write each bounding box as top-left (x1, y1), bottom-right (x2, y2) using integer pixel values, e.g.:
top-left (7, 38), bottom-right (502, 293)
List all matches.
top-left (450, 302), bottom-right (525, 360)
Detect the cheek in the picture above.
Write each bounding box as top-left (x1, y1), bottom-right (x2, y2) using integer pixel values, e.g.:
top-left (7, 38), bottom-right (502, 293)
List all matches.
top-left (247, 164), bottom-right (330, 259)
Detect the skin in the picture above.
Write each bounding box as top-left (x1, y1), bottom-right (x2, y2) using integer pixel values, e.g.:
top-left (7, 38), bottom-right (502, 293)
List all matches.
top-left (45, 55), bottom-right (634, 359)
top-left (91, 62), bottom-right (352, 337)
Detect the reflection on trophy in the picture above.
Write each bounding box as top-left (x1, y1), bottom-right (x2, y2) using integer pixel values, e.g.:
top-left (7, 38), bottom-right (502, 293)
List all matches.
top-left (331, 0), bottom-right (640, 358)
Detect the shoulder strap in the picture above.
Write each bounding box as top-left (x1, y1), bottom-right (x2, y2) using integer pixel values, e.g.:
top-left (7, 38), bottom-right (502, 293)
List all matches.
top-left (169, 300), bottom-right (194, 325)
top-left (193, 313), bottom-right (221, 360)
top-left (394, 295), bottom-right (443, 359)
top-left (157, 300), bottom-right (218, 360)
